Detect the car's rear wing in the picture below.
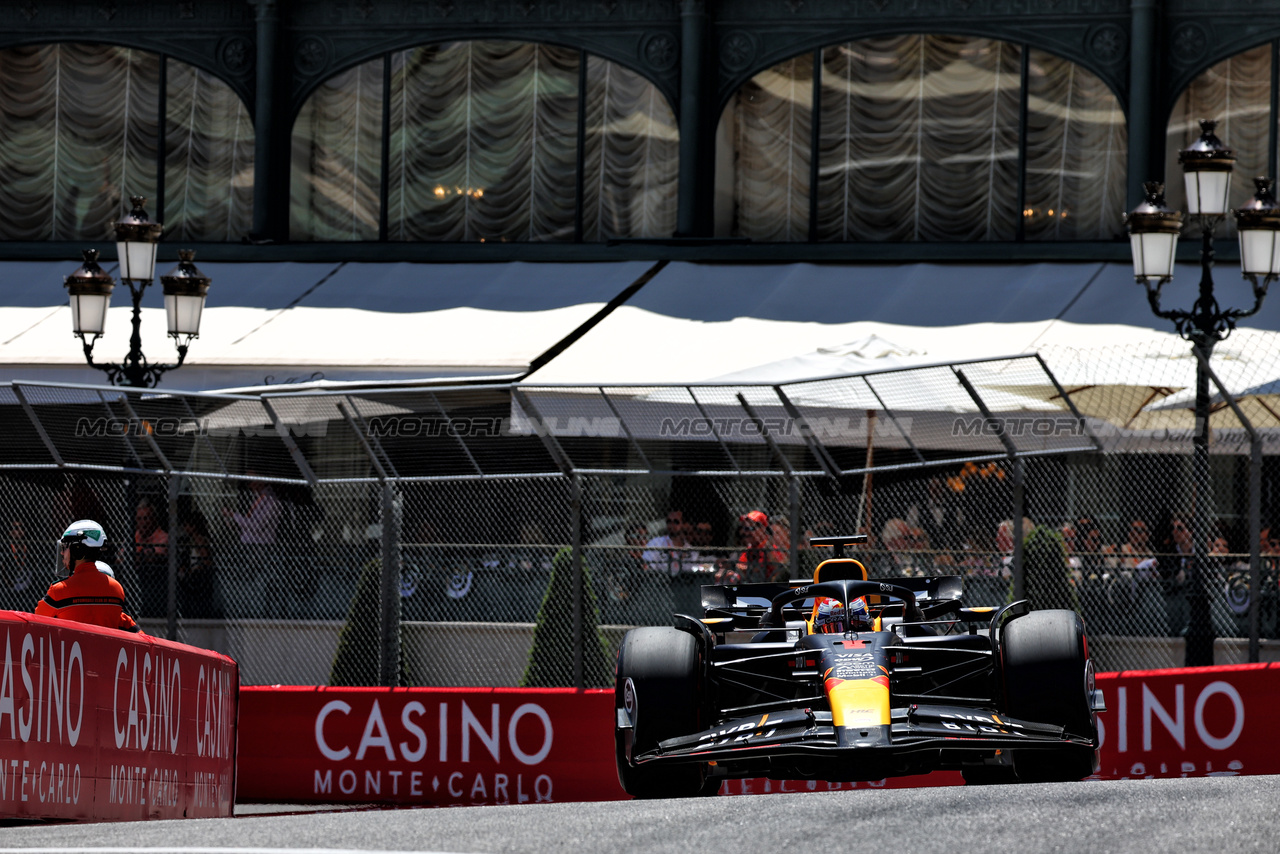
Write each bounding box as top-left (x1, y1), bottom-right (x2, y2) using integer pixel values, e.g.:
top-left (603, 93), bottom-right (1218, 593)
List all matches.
top-left (700, 575), bottom-right (964, 612)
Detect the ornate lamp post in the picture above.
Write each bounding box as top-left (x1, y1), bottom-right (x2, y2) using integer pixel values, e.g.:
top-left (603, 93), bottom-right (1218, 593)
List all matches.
top-left (1125, 120), bottom-right (1280, 667)
top-left (63, 196), bottom-right (212, 388)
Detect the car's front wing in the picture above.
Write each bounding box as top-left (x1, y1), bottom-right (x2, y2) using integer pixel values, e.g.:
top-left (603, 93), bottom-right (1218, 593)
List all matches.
top-left (626, 703), bottom-right (1094, 771)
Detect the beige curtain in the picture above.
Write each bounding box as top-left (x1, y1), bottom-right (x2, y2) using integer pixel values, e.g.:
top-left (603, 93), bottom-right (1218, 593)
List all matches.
top-left (581, 54), bottom-right (680, 241)
top-left (724, 53), bottom-right (813, 241)
top-left (1023, 48), bottom-right (1127, 240)
top-left (387, 41), bottom-right (579, 242)
top-left (290, 40), bottom-right (677, 242)
top-left (815, 35), bottom-right (1022, 242)
top-left (290, 57), bottom-right (384, 241)
top-left (1166, 44), bottom-right (1273, 239)
top-left (722, 34), bottom-right (1125, 242)
top-left (0, 44), bottom-right (159, 240)
top-left (0, 43), bottom-right (251, 242)
top-left (165, 60), bottom-right (255, 242)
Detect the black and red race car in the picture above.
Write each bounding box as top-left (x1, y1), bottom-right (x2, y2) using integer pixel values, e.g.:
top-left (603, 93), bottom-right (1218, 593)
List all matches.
top-left (614, 535), bottom-right (1104, 797)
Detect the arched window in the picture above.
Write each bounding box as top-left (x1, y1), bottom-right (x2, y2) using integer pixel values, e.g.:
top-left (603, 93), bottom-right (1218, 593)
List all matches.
top-left (0, 43), bottom-right (253, 242)
top-left (1166, 42), bottom-right (1276, 238)
top-left (290, 41), bottom-right (678, 242)
top-left (716, 35), bottom-right (1126, 242)
top-left (163, 59), bottom-right (255, 242)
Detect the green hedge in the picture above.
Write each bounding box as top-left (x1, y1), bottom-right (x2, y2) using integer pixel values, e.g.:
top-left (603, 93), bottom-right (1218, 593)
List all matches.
top-left (522, 546), bottom-right (611, 688)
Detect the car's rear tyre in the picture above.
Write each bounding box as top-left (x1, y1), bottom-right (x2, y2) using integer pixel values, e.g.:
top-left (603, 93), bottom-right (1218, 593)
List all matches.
top-left (614, 627), bottom-right (708, 799)
top-left (1001, 609), bottom-right (1098, 783)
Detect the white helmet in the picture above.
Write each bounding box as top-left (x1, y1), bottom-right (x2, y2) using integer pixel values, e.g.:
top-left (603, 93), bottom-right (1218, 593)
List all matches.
top-left (62, 519), bottom-right (107, 549)
top-left (60, 519), bottom-right (108, 573)
top-left (95, 560), bottom-right (116, 578)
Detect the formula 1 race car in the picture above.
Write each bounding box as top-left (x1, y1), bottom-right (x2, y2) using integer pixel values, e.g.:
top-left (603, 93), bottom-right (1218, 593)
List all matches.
top-left (613, 535), bottom-right (1105, 797)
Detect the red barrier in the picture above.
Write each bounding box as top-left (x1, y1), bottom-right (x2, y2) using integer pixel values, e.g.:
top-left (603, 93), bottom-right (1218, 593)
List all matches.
top-left (237, 686), bottom-right (626, 805)
top-left (238, 664), bottom-right (1280, 805)
top-left (1094, 664), bottom-right (1280, 778)
top-left (0, 611), bottom-right (238, 821)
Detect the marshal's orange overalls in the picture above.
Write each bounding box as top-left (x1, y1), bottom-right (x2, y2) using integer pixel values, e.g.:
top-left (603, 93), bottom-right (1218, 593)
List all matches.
top-left (35, 560), bottom-right (139, 632)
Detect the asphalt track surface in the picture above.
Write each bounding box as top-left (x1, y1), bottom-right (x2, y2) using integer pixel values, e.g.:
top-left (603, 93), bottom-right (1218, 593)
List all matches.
top-left (2, 775), bottom-right (1279, 854)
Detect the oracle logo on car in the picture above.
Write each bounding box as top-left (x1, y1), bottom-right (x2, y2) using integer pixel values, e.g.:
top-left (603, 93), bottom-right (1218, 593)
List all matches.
top-left (310, 698), bottom-right (555, 804)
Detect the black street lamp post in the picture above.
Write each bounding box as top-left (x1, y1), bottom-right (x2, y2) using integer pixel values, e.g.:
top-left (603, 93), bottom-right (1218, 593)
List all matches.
top-left (63, 196), bottom-right (212, 388)
top-left (1126, 120), bottom-right (1280, 667)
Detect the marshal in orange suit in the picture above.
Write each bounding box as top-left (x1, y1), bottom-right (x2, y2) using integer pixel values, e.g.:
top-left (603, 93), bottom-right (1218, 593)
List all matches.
top-left (35, 518), bottom-right (139, 632)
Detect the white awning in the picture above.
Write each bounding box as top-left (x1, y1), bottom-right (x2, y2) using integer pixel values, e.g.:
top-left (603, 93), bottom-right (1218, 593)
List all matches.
top-left (0, 260), bottom-right (655, 390)
top-left (4, 257), bottom-right (1278, 392)
top-left (526, 260), bottom-right (1280, 385)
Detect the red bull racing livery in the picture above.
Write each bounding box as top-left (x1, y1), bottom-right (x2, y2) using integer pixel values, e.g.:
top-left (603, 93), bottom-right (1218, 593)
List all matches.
top-left (614, 535), bottom-right (1104, 797)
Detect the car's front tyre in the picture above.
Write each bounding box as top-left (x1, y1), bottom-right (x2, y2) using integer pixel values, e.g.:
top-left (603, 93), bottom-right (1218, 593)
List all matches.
top-left (1000, 609), bottom-right (1099, 783)
top-left (614, 626), bottom-right (709, 798)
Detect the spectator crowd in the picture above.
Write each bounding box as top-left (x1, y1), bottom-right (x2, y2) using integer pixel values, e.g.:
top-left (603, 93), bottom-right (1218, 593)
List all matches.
top-left (603, 467), bottom-right (1280, 640)
top-left (6, 464), bottom-right (1280, 643)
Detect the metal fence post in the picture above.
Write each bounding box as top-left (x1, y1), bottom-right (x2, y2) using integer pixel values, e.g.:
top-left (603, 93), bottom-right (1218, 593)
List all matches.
top-left (1199, 353), bottom-right (1262, 663)
top-left (789, 474), bottom-right (800, 576)
top-left (336, 399), bottom-right (402, 687)
top-left (954, 368), bottom-right (1025, 602)
top-left (380, 480), bottom-right (401, 688)
top-left (1011, 458), bottom-right (1026, 603)
top-left (1249, 437), bottom-right (1262, 663)
top-left (571, 472), bottom-right (584, 691)
top-left (167, 473), bottom-right (179, 641)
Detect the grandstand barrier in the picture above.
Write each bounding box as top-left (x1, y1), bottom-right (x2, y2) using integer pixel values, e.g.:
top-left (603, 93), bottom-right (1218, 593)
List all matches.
top-left (0, 610), bottom-right (238, 822)
top-left (237, 664), bottom-right (1280, 806)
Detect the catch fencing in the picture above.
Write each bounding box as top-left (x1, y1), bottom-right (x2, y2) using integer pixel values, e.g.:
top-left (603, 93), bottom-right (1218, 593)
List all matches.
top-left (1, 342), bottom-right (1278, 687)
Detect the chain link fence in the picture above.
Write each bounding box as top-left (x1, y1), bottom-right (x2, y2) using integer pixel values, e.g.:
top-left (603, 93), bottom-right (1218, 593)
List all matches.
top-left (2, 344), bottom-right (1279, 686)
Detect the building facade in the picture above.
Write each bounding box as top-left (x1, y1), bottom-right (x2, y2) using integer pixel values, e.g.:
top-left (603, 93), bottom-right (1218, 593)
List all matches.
top-left (0, 0), bottom-right (1277, 262)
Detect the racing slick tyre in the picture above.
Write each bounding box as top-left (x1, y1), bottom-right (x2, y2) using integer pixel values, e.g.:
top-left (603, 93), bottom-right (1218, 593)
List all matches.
top-left (1001, 609), bottom-right (1098, 783)
top-left (615, 626), bottom-right (709, 799)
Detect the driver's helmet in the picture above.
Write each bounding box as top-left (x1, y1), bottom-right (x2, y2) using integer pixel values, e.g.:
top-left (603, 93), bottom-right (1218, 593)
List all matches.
top-left (60, 519), bottom-right (108, 573)
top-left (812, 596), bottom-right (872, 634)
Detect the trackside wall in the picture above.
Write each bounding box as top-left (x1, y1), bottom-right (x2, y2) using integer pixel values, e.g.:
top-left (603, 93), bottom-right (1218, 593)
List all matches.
top-left (236, 687), bottom-right (625, 806)
top-left (0, 610), bottom-right (238, 821)
top-left (1092, 665), bottom-right (1278, 778)
top-left (236, 665), bottom-right (1280, 804)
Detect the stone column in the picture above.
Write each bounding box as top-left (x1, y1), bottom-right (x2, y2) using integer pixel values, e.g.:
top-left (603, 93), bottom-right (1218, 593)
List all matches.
top-left (1128, 0), bottom-right (1158, 207)
top-left (677, 0), bottom-right (711, 236)
top-left (250, 0), bottom-right (283, 241)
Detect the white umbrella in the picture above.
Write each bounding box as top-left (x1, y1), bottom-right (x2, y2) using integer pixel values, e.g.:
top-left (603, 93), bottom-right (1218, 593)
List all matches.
top-left (974, 346), bottom-right (1188, 428)
top-left (1135, 329), bottom-right (1280, 430)
top-left (1144, 376), bottom-right (1280, 430)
